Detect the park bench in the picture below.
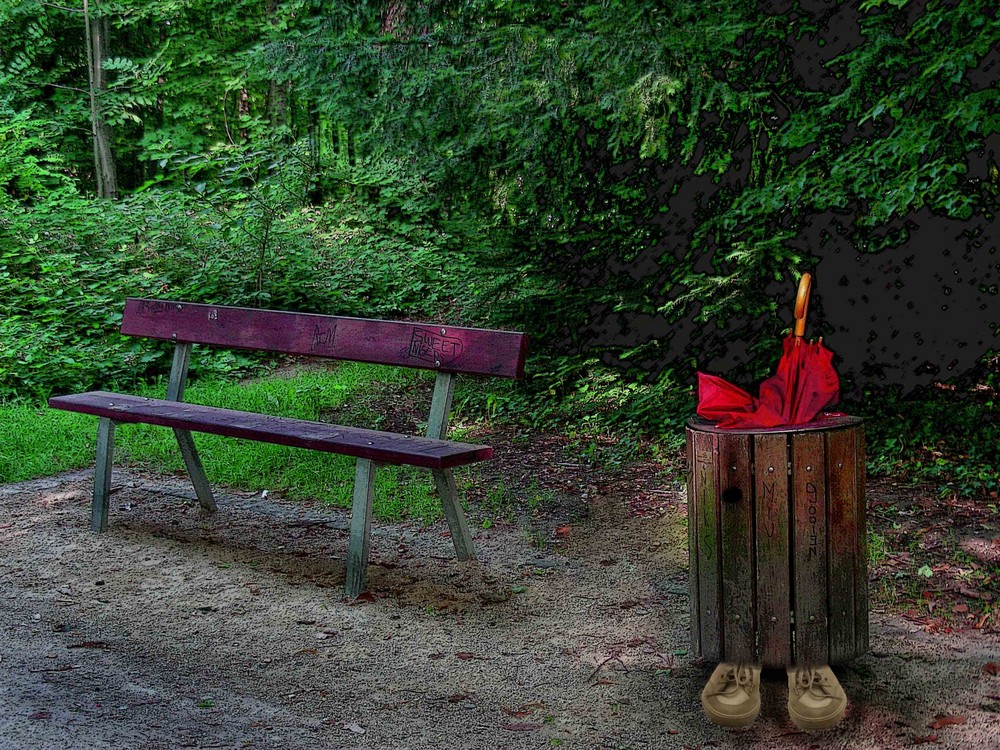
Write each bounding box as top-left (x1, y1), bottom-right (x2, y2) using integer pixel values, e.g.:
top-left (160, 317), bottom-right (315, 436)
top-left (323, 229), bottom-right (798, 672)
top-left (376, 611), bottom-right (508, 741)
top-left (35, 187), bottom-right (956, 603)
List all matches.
top-left (48, 298), bottom-right (528, 597)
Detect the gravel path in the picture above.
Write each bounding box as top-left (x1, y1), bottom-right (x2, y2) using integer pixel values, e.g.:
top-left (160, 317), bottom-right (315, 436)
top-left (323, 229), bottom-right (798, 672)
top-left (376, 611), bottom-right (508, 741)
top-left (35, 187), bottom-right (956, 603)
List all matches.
top-left (1, 470), bottom-right (998, 749)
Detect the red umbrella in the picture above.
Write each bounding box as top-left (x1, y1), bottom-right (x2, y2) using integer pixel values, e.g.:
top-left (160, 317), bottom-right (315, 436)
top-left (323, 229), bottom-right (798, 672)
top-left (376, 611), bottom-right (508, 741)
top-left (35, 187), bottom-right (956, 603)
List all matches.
top-left (697, 273), bottom-right (840, 429)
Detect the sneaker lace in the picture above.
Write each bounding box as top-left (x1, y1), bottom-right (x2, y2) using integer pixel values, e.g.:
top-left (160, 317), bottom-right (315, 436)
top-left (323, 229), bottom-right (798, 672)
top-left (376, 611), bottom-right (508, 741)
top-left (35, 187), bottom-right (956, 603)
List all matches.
top-left (709, 665), bottom-right (754, 697)
top-left (794, 667), bottom-right (835, 698)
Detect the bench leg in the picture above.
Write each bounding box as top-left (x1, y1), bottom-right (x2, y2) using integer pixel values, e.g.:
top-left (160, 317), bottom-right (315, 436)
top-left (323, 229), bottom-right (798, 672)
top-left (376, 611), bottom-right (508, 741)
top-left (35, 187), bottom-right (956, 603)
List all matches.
top-left (172, 428), bottom-right (217, 512)
top-left (345, 458), bottom-right (375, 598)
top-left (432, 469), bottom-right (476, 561)
top-left (92, 417), bottom-right (116, 532)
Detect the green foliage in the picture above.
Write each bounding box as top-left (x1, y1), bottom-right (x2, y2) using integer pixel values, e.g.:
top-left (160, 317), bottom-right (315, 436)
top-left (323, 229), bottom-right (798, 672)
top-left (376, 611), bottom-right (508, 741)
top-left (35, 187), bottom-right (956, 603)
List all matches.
top-left (860, 376), bottom-right (999, 498)
top-left (1, 0), bottom-right (996, 501)
top-left (0, 110), bottom-right (75, 202)
top-left (0, 133), bottom-right (483, 398)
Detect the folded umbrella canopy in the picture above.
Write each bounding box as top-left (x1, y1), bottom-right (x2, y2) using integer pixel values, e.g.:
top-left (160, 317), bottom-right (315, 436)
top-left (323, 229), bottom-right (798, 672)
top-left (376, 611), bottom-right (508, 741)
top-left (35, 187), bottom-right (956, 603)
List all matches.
top-left (697, 273), bottom-right (840, 429)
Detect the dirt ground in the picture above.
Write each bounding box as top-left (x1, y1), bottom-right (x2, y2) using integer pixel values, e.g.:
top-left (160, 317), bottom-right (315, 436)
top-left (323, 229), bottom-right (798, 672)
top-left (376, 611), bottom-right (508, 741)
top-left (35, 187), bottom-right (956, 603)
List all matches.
top-left (2, 462), bottom-right (999, 750)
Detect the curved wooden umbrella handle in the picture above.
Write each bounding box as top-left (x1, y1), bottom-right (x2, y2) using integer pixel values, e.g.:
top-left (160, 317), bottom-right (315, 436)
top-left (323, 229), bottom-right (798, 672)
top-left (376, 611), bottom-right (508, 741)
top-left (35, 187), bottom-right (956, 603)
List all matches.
top-left (794, 272), bottom-right (812, 338)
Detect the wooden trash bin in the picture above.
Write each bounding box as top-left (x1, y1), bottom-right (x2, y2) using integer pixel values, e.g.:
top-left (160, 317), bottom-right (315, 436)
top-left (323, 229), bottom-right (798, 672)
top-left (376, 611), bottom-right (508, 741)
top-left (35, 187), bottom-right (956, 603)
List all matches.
top-left (686, 415), bottom-right (868, 669)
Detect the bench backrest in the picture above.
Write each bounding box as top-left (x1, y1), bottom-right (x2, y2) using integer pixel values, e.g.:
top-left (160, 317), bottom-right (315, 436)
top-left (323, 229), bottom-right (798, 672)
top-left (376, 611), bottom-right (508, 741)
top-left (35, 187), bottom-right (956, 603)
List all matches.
top-left (121, 298), bottom-right (528, 379)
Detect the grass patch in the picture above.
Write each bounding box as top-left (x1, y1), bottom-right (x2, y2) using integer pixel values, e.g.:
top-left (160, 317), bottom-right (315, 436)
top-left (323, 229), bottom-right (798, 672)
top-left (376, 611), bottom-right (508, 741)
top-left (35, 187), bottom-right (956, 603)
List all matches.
top-left (0, 362), bottom-right (463, 523)
top-left (0, 404), bottom-right (96, 481)
top-left (868, 529), bottom-right (891, 567)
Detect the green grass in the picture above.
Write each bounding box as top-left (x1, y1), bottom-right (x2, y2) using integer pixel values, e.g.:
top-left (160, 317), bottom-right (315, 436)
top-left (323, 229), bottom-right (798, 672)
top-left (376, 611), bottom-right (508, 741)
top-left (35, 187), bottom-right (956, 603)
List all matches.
top-left (0, 404), bottom-right (96, 481)
top-left (0, 362), bottom-right (464, 523)
top-left (868, 529), bottom-right (891, 567)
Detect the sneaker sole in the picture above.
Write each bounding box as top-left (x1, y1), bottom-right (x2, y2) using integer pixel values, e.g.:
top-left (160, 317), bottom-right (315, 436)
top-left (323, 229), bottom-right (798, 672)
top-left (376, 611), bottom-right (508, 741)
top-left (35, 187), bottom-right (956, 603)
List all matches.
top-left (701, 696), bottom-right (761, 728)
top-left (788, 702), bottom-right (846, 731)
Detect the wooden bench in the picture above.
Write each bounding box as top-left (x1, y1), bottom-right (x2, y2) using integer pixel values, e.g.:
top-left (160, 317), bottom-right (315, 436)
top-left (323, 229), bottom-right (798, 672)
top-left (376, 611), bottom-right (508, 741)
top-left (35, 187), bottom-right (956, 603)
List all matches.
top-left (48, 298), bottom-right (528, 597)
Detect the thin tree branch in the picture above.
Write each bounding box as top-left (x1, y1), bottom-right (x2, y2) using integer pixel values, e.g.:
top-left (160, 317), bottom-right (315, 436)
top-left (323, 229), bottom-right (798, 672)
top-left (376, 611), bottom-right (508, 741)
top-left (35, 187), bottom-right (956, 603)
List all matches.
top-left (39, 2), bottom-right (84, 13)
top-left (222, 90), bottom-right (237, 146)
top-left (45, 82), bottom-right (89, 94)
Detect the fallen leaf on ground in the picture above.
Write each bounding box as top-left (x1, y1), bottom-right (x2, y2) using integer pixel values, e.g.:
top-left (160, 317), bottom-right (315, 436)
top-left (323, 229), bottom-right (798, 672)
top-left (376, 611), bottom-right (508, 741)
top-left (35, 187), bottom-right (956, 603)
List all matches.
top-left (28, 711), bottom-right (50, 720)
top-left (910, 734), bottom-right (939, 744)
top-left (983, 662), bottom-right (1000, 676)
top-left (67, 641), bottom-right (109, 649)
top-left (502, 708), bottom-right (530, 717)
top-left (554, 525), bottom-right (570, 537)
top-left (960, 586), bottom-right (994, 601)
top-left (928, 715), bottom-right (966, 730)
top-left (339, 722), bottom-right (365, 734)
top-left (455, 652), bottom-right (476, 660)
top-left (959, 537), bottom-right (1000, 564)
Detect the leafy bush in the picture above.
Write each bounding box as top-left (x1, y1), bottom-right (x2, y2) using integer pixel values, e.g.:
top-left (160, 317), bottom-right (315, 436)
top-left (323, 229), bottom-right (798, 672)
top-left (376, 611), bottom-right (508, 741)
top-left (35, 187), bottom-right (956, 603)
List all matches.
top-left (0, 136), bottom-right (487, 399)
top-left (858, 369), bottom-right (999, 498)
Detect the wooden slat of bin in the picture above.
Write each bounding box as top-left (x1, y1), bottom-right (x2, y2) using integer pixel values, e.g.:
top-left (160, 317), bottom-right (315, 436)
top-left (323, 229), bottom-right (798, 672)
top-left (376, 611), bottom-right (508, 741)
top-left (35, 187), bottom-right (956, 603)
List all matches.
top-left (856, 428), bottom-right (870, 654)
top-left (686, 429), bottom-right (701, 657)
top-left (792, 432), bottom-right (828, 666)
top-left (694, 430), bottom-right (722, 662)
top-left (754, 433), bottom-right (791, 667)
top-left (825, 428), bottom-right (857, 663)
top-left (718, 434), bottom-right (755, 664)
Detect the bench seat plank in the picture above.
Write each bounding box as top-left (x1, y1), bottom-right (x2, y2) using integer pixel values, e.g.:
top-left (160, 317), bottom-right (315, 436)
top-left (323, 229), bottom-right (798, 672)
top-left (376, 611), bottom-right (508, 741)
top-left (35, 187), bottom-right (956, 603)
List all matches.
top-left (49, 392), bottom-right (493, 470)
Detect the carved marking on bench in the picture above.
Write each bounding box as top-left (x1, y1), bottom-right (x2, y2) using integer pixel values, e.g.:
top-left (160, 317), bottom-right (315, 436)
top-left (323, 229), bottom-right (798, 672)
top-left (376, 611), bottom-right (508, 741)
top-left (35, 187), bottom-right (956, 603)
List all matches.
top-left (310, 324), bottom-right (337, 352)
top-left (208, 308), bottom-right (218, 321)
top-left (138, 300), bottom-right (172, 316)
top-left (408, 329), bottom-right (463, 365)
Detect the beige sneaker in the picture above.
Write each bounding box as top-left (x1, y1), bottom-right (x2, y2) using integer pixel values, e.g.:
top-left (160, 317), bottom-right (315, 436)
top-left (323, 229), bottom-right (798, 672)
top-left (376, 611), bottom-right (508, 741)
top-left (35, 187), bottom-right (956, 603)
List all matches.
top-left (787, 665), bottom-right (847, 730)
top-left (700, 662), bottom-right (761, 727)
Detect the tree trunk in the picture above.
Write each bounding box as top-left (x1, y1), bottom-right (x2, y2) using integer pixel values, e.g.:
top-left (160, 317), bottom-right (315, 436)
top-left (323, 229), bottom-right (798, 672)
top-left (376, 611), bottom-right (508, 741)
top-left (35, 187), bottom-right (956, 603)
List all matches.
top-left (383, 0), bottom-right (406, 35)
top-left (83, 0), bottom-right (118, 199)
top-left (238, 88), bottom-right (251, 141)
top-left (268, 80), bottom-right (289, 132)
top-left (266, 0), bottom-right (289, 135)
